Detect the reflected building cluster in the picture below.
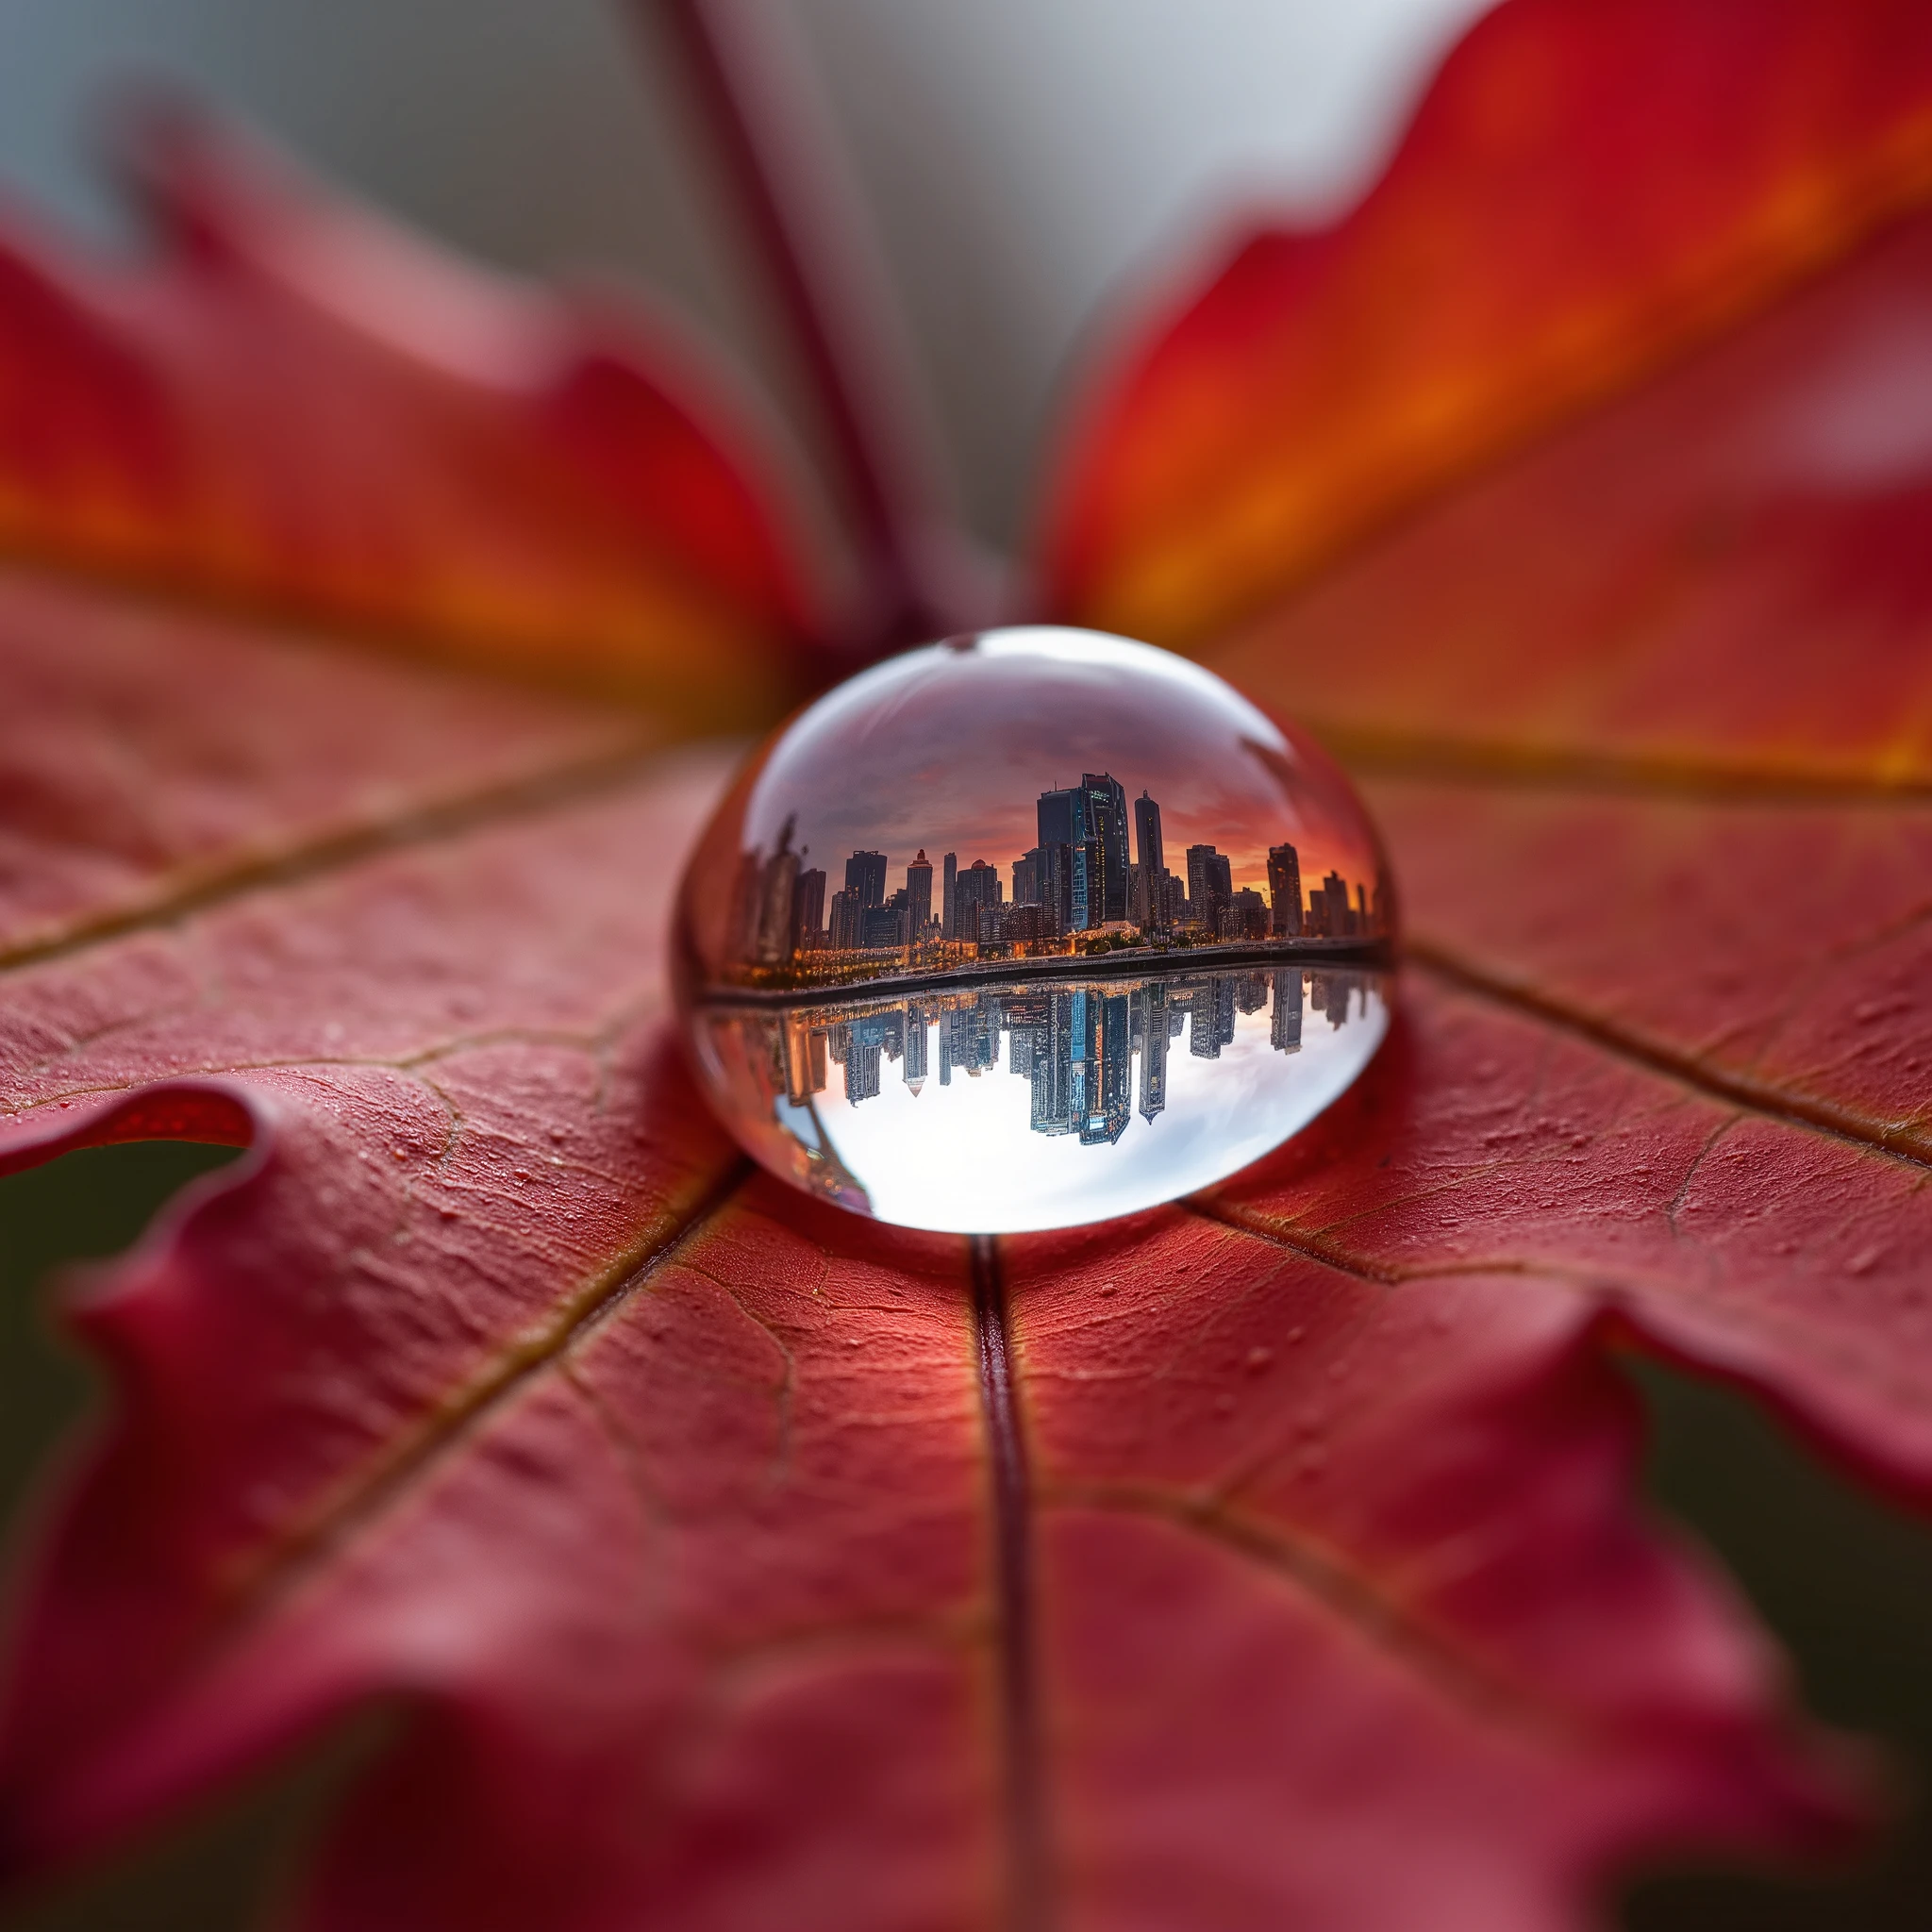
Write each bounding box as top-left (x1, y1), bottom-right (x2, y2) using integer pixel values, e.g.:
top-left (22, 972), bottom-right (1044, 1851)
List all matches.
top-left (725, 775), bottom-right (1389, 986)
top-left (730, 968), bottom-right (1379, 1148)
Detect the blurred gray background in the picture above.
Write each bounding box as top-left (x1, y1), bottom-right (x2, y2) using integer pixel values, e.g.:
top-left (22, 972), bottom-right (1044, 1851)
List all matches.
top-left (0, 0), bottom-right (1484, 547)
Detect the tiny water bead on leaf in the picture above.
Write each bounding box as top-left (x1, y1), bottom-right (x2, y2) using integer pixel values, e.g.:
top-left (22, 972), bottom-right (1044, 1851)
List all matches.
top-left (675, 627), bottom-right (1394, 1231)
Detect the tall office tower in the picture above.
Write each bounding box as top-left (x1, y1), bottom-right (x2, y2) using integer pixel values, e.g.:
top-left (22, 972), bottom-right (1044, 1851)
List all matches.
top-left (953, 859), bottom-right (1004, 943)
top-left (1133, 791), bottom-right (1164, 924)
top-left (1267, 842), bottom-right (1303, 938)
top-left (1029, 991), bottom-right (1077, 1135)
top-left (1037, 784), bottom-right (1099, 929)
top-left (793, 868), bottom-right (826, 950)
top-left (1186, 844), bottom-right (1234, 933)
top-left (942, 852), bottom-right (958, 937)
top-left (1081, 991), bottom-right (1133, 1144)
top-left (1011, 850), bottom-right (1039, 908)
top-left (846, 849), bottom-right (889, 909)
top-left (906, 851), bottom-right (933, 936)
top-left (1081, 774), bottom-right (1130, 923)
top-left (902, 1008), bottom-right (929, 1091)
top-left (1320, 871), bottom-right (1350, 939)
top-left (1037, 842), bottom-right (1073, 934)
top-left (1355, 882), bottom-right (1370, 935)
top-left (1185, 845), bottom-right (1213, 928)
top-left (1231, 889), bottom-right (1270, 941)
top-left (1189, 977), bottom-right (1237, 1058)
top-left (1065, 988), bottom-right (1090, 1125)
top-left (827, 888), bottom-right (859, 950)
top-left (1138, 983), bottom-right (1170, 1122)
top-left (1271, 971), bottom-right (1305, 1053)
top-left (1159, 871), bottom-right (1187, 929)
top-left (845, 1013), bottom-right (886, 1103)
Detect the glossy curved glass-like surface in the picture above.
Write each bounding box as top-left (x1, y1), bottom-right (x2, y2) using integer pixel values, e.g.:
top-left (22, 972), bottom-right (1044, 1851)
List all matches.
top-left (676, 626), bottom-right (1394, 1231)
top-left (690, 965), bottom-right (1389, 1234)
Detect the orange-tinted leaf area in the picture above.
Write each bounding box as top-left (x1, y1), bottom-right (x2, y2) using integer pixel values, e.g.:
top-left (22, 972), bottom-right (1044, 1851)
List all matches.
top-left (1041, 0), bottom-right (1932, 652)
top-left (0, 107), bottom-right (820, 727)
top-left (4, 1), bottom-right (1932, 1927)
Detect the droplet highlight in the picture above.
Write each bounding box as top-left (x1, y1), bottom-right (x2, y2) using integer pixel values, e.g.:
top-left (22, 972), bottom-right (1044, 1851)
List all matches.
top-left (675, 626), bottom-right (1394, 1232)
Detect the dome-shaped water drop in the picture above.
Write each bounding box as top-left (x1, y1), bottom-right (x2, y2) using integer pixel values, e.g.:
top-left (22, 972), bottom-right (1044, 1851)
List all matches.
top-left (675, 627), bottom-right (1393, 1232)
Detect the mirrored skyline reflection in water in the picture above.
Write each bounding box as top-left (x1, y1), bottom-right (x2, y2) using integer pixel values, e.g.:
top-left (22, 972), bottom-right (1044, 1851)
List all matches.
top-left (692, 965), bottom-right (1390, 1233)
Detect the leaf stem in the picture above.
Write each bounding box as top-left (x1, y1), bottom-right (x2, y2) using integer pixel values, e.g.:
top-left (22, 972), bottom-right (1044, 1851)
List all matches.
top-left (644, 0), bottom-right (989, 654)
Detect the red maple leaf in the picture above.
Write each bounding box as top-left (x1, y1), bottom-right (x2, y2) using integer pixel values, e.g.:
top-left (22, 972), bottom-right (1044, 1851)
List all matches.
top-left (2, 1), bottom-right (1929, 1925)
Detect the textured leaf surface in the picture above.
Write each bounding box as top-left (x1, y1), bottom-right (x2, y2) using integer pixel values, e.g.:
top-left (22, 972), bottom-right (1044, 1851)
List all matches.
top-left (1041, 0), bottom-right (1932, 652)
top-left (1171, 12), bottom-right (1932, 1486)
top-left (0, 567), bottom-right (655, 973)
top-left (4, 1), bottom-right (1932, 1927)
top-left (0, 621), bottom-right (1872, 1926)
top-left (0, 107), bottom-right (819, 724)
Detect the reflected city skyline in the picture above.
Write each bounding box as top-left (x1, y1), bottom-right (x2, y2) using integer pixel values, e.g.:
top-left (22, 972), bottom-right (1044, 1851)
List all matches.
top-left (693, 964), bottom-right (1388, 1228)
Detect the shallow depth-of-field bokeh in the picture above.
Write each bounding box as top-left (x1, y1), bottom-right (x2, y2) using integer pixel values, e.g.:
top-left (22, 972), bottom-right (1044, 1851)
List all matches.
top-left (2, 5), bottom-right (1931, 1930)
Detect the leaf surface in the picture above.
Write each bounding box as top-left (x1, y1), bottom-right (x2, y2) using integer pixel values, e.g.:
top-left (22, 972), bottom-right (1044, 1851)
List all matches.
top-left (4, 3), bottom-right (1931, 1928)
top-left (1040, 0), bottom-right (1932, 653)
top-left (0, 612), bottom-right (1871, 1926)
top-left (1179, 127), bottom-right (1932, 1484)
top-left (0, 106), bottom-right (821, 725)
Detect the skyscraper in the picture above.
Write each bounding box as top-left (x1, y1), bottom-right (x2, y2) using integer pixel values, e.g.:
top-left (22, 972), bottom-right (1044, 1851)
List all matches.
top-left (845, 1012), bottom-right (886, 1103)
top-left (1270, 971), bottom-right (1303, 1054)
top-left (1133, 791), bottom-right (1165, 925)
top-left (1036, 842), bottom-right (1072, 934)
top-left (942, 852), bottom-right (958, 938)
top-left (1267, 843), bottom-right (1303, 938)
top-left (1082, 991), bottom-right (1133, 1144)
top-left (845, 850), bottom-right (888, 909)
top-left (954, 858), bottom-right (1002, 941)
top-left (793, 868), bottom-right (826, 951)
top-left (1138, 986), bottom-right (1170, 1121)
top-left (1082, 773), bottom-right (1130, 924)
top-left (1037, 784), bottom-right (1098, 930)
top-left (1189, 977), bottom-right (1236, 1058)
top-left (906, 851), bottom-right (933, 937)
top-left (1027, 991), bottom-right (1077, 1134)
top-left (828, 888), bottom-right (860, 950)
top-left (1320, 871), bottom-right (1351, 938)
top-left (1230, 888), bottom-right (1270, 941)
top-left (1186, 845), bottom-right (1232, 933)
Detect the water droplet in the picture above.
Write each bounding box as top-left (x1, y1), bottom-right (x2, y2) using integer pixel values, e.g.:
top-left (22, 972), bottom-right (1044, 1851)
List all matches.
top-left (675, 627), bottom-right (1394, 1233)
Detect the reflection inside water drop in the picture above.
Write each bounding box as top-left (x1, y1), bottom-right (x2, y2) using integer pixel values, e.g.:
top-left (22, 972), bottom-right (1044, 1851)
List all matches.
top-left (676, 626), bottom-right (1395, 1232)
top-left (692, 964), bottom-right (1389, 1234)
